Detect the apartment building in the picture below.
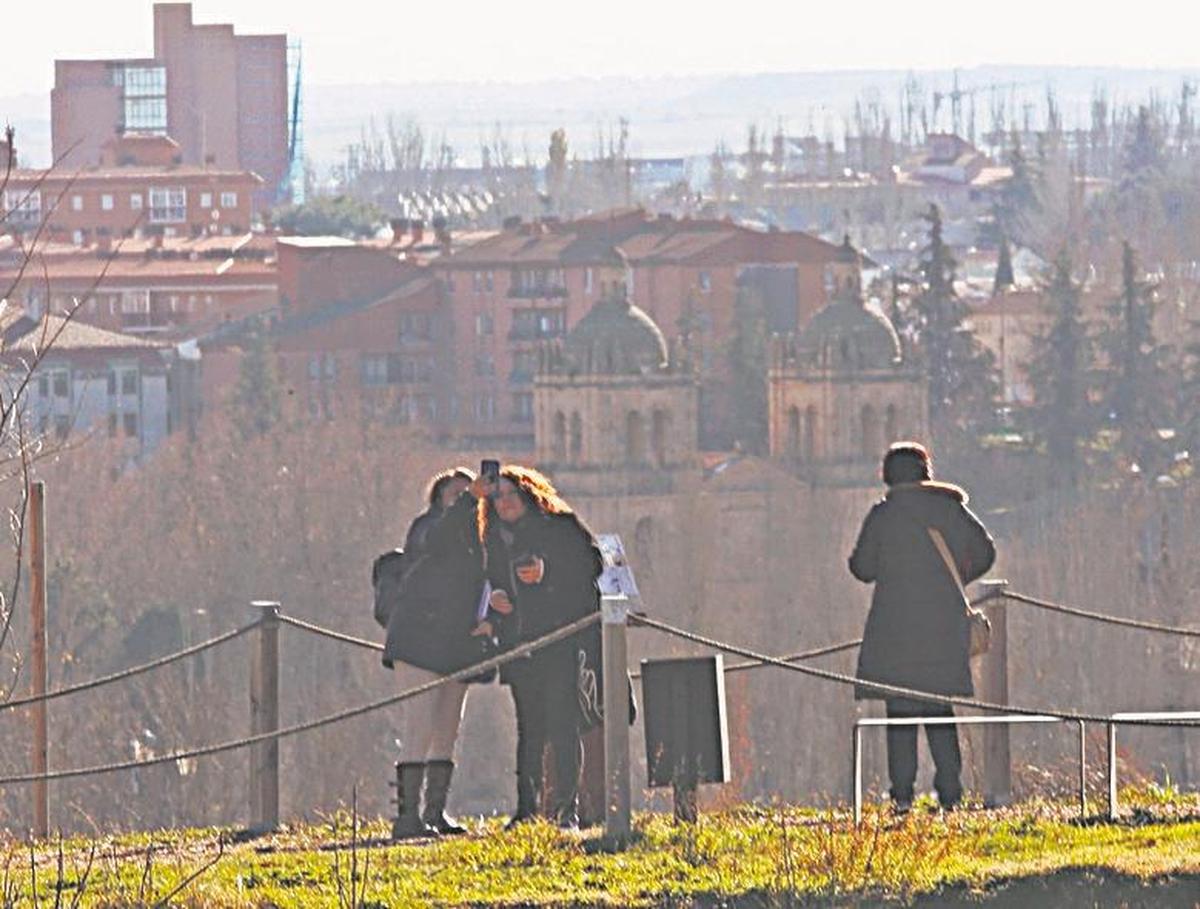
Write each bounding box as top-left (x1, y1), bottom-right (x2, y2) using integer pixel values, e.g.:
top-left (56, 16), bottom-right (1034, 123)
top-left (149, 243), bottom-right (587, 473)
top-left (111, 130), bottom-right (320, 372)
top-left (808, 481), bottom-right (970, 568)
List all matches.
top-left (51, 3), bottom-right (288, 206)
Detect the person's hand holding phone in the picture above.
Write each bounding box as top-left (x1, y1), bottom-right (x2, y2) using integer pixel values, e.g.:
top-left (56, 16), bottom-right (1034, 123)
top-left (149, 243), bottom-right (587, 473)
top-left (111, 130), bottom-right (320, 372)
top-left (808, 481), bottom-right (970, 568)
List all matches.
top-left (467, 474), bottom-right (495, 500)
top-left (470, 460), bottom-right (500, 500)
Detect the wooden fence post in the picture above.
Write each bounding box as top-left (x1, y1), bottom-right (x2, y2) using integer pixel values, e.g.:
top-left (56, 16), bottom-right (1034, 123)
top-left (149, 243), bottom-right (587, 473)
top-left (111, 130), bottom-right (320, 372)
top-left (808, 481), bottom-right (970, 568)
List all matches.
top-left (979, 581), bottom-right (1010, 807)
top-left (249, 600), bottom-right (280, 833)
top-left (29, 481), bottom-right (48, 840)
top-left (601, 595), bottom-right (631, 844)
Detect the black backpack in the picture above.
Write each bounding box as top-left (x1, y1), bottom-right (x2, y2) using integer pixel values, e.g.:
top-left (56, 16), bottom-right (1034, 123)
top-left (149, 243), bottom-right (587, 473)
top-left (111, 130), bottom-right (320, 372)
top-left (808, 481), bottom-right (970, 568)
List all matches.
top-left (371, 548), bottom-right (409, 629)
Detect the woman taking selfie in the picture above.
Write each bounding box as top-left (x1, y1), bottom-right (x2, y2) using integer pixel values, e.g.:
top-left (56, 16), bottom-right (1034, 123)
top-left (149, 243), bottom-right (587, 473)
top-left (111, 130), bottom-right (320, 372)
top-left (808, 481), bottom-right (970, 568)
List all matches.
top-left (475, 465), bottom-right (603, 829)
top-left (379, 466), bottom-right (493, 838)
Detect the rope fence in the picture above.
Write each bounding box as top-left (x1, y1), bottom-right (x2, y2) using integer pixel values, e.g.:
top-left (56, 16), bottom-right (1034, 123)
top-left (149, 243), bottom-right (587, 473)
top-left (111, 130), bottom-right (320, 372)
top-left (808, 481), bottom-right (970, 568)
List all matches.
top-left (276, 614), bottom-right (385, 652)
top-left (629, 613), bottom-right (1200, 729)
top-left (1001, 590), bottom-right (1200, 637)
top-left (0, 612), bottom-right (599, 786)
top-left (0, 584), bottom-right (1196, 790)
top-left (0, 621), bottom-right (260, 713)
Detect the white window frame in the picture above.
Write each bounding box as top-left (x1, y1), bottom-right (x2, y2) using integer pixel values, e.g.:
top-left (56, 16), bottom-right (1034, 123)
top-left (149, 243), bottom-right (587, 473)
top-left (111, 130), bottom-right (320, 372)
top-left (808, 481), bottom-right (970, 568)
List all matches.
top-left (130, 193), bottom-right (143, 210)
top-left (120, 290), bottom-right (151, 314)
top-left (220, 191), bottom-right (238, 208)
top-left (101, 194), bottom-right (114, 211)
top-left (3, 189), bottom-right (41, 222)
top-left (71, 195), bottom-right (83, 212)
top-left (199, 192), bottom-right (212, 209)
top-left (148, 186), bottom-right (187, 224)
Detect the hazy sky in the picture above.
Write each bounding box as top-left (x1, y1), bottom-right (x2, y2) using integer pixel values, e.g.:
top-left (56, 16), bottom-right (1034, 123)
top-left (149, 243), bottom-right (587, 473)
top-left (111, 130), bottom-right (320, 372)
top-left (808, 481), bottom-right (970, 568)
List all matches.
top-left (2, 0), bottom-right (1199, 94)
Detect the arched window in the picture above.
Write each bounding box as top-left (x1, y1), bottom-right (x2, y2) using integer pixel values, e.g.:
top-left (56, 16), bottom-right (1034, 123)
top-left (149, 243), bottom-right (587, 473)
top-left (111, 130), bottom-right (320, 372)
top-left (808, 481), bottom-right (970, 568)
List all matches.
top-left (652, 409), bottom-right (671, 466)
top-left (626, 411), bottom-right (647, 464)
top-left (803, 405), bottom-right (818, 462)
top-left (860, 404), bottom-right (880, 459)
top-left (885, 403), bottom-right (899, 445)
top-left (787, 406), bottom-right (801, 458)
top-left (569, 412), bottom-right (583, 464)
top-left (634, 516), bottom-right (655, 580)
top-left (552, 411), bottom-right (567, 462)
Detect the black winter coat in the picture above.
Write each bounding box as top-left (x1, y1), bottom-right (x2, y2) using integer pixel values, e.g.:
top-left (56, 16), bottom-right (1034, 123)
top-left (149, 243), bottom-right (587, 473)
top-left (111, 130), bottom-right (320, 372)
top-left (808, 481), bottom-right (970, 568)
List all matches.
top-left (484, 510), bottom-right (602, 691)
top-left (849, 481), bottom-right (996, 701)
top-left (382, 492), bottom-right (488, 674)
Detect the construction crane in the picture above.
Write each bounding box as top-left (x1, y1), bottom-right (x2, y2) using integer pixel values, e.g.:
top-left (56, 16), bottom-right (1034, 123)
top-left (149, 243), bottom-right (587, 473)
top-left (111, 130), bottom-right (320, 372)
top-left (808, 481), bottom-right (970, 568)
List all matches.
top-left (277, 41), bottom-right (304, 206)
top-left (932, 70), bottom-right (1042, 141)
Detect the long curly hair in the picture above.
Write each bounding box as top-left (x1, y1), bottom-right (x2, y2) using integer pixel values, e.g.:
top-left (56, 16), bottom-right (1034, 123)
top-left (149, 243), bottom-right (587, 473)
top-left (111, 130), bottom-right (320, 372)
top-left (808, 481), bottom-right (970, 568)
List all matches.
top-left (477, 464), bottom-right (572, 542)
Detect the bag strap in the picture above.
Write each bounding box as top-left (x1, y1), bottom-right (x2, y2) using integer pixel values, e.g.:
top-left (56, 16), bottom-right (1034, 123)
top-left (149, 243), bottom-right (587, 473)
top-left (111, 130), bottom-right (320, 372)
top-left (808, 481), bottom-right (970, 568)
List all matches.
top-left (927, 527), bottom-right (969, 607)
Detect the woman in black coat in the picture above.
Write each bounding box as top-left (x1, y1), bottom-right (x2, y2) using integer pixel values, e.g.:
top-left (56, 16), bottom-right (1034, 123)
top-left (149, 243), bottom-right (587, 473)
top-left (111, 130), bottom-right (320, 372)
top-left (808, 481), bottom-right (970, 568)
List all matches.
top-left (475, 465), bottom-right (602, 829)
top-left (380, 467), bottom-right (490, 839)
top-left (849, 443), bottom-right (995, 812)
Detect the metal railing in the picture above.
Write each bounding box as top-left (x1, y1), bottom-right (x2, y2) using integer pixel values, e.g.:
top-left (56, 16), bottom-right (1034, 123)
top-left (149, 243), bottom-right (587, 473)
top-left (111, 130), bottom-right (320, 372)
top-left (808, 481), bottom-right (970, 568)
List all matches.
top-left (852, 714), bottom-right (1085, 823)
top-left (1106, 711), bottom-right (1200, 819)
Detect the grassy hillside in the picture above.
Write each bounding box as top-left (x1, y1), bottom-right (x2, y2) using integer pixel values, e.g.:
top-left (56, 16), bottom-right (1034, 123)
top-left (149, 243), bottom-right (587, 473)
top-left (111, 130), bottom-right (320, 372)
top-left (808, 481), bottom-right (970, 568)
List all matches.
top-left (7, 789), bottom-right (1199, 907)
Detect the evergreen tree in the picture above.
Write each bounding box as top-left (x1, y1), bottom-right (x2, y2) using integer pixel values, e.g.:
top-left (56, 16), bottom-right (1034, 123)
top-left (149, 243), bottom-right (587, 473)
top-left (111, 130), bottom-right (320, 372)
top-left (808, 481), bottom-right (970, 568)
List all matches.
top-left (709, 143), bottom-right (729, 214)
top-left (1023, 251), bottom-right (1097, 487)
top-left (231, 329), bottom-right (284, 439)
top-left (547, 128), bottom-right (568, 213)
top-left (1181, 341), bottom-right (1200, 459)
top-left (1097, 242), bottom-right (1172, 472)
top-left (994, 132), bottom-right (1039, 242)
top-left (725, 281), bottom-right (770, 453)
top-left (911, 205), bottom-right (1000, 448)
top-left (993, 236), bottom-right (1015, 293)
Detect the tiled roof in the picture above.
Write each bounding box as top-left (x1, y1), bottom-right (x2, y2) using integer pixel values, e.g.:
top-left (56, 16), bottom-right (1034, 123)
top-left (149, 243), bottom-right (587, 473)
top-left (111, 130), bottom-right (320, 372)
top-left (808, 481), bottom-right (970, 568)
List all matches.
top-left (3, 312), bottom-right (168, 352)
top-left (6, 167), bottom-right (264, 184)
top-left (442, 213), bottom-right (845, 269)
top-left (0, 254), bottom-right (276, 284)
top-left (0, 233), bottom-right (277, 285)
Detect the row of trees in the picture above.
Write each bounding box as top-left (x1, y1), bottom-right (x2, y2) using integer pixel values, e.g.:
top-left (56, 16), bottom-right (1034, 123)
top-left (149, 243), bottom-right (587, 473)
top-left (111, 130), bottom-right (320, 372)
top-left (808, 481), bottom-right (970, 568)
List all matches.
top-left (1025, 241), bottom-right (1188, 488)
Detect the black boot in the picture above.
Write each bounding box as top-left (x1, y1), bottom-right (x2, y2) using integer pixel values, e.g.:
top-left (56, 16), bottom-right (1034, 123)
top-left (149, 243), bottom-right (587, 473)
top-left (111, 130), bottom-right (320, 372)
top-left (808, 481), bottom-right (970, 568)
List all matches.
top-left (505, 773), bottom-right (539, 830)
top-left (391, 761), bottom-right (434, 840)
top-left (422, 760), bottom-right (466, 835)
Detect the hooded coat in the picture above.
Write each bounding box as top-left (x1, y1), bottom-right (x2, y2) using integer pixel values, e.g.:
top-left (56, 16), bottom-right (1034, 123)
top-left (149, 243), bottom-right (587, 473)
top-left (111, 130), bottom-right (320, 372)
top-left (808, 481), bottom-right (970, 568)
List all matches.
top-left (381, 491), bottom-right (489, 674)
top-left (850, 481), bottom-right (996, 701)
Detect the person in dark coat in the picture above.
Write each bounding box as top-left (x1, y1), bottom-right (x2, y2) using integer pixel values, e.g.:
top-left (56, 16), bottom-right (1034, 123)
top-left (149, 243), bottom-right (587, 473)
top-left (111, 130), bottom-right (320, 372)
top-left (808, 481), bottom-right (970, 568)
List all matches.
top-left (474, 465), bottom-right (602, 829)
top-left (381, 467), bottom-right (491, 839)
top-left (849, 442), bottom-right (996, 812)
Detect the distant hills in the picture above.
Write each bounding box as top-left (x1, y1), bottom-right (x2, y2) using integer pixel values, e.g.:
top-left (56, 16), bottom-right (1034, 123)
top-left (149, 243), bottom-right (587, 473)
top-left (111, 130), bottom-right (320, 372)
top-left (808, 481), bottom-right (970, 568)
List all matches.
top-left (5, 65), bottom-right (1200, 175)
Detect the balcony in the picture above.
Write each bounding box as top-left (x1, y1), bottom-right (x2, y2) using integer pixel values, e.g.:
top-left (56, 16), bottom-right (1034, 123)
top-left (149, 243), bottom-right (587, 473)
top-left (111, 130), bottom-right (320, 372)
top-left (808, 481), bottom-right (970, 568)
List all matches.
top-left (507, 284), bottom-right (568, 300)
top-left (507, 327), bottom-right (565, 342)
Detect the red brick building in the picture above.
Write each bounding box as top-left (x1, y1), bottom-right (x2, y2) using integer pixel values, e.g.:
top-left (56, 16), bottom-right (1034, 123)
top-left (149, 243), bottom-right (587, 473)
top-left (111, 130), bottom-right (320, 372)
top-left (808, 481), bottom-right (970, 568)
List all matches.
top-left (2, 135), bottom-right (263, 245)
top-left (199, 237), bottom-right (446, 426)
top-left (437, 209), bottom-right (852, 447)
top-left (52, 3), bottom-right (288, 207)
top-left (0, 232), bottom-right (277, 338)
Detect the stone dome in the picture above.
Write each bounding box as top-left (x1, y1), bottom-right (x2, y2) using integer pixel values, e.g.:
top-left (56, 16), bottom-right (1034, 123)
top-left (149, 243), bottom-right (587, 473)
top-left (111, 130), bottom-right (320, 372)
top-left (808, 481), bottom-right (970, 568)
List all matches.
top-left (557, 292), bottom-right (669, 376)
top-left (794, 300), bottom-right (902, 371)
